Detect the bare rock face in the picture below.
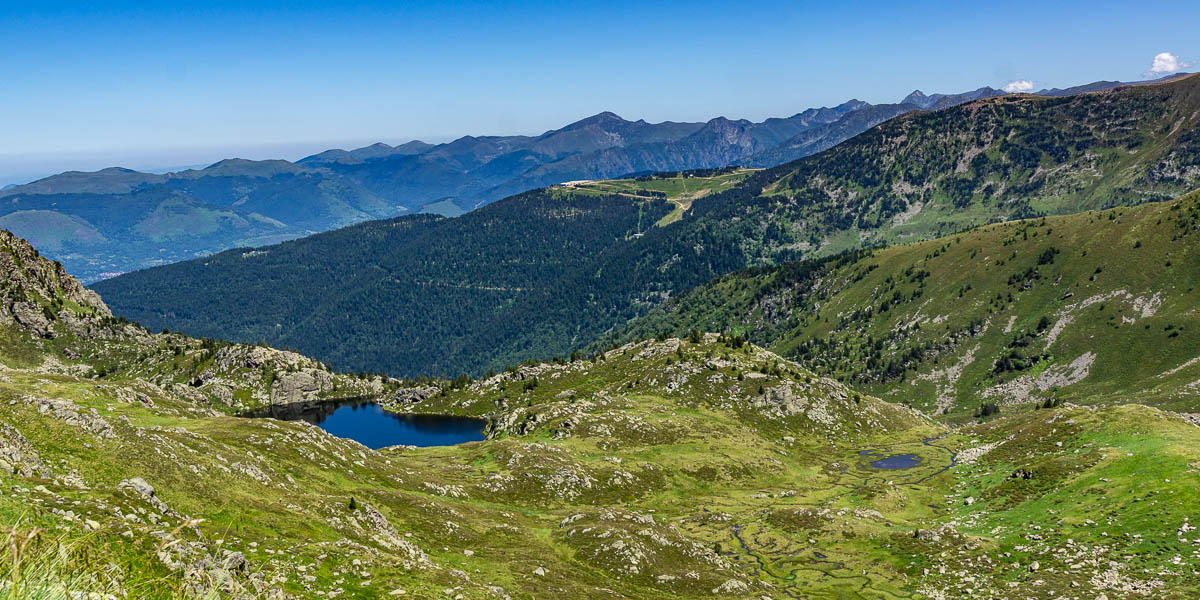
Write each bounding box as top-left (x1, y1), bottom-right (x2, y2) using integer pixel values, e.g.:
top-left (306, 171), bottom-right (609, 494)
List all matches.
top-left (8, 302), bottom-right (53, 337)
top-left (382, 385), bottom-right (440, 408)
top-left (270, 369), bottom-right (334, 405)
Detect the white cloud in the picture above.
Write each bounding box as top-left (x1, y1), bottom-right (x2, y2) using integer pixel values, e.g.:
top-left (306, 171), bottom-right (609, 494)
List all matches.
top-left (1002, 79), bottom-right (1034, 93)
top-left (1148, 52), bottom-right (1188, 74)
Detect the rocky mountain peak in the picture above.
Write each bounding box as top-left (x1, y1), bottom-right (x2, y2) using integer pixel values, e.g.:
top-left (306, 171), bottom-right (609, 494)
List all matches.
top-left (700, 116), bottom-right (753, 130)
top-left (560, 111), bottom-right (629, 131)
top-left (901, 89), bottom-right (930, 106)
top-left (834, 99), bottom-right (870, 113)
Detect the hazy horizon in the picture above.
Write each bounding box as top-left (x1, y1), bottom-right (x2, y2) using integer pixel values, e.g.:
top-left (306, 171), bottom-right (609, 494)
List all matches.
top-left (2, 0), bottom-right (1196, 183)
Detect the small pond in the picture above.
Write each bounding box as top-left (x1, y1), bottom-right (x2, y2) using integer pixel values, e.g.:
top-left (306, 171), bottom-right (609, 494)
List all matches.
top-left (245, 400), bottom-right (487, 449)
top-left (858, 449), bottom-right (923, 470)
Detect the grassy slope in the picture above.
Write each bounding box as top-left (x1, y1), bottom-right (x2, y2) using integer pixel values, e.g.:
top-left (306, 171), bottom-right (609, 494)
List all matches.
top-left (607, 191), bottom-right (1200, 417)
top-left (917, 404), bottom-right (1200, 599)
top-left (3, 327), bottom-right (1199, 599)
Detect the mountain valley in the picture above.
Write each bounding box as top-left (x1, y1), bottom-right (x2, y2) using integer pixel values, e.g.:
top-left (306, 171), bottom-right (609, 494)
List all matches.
top-left (2, 230), bottom-right (1199, 598)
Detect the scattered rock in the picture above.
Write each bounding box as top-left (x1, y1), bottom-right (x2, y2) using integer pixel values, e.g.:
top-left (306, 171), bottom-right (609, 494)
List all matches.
top-left (0, 422), bottom-right (53, 478)
top-left (118, 477), bottom-right (173, 515)
top-left (712, 579), bottom-right (750, 594)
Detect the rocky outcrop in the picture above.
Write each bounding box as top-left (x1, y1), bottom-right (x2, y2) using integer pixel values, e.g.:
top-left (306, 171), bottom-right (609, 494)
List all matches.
top-left (0, 229), bottom-right (111, 338)
top-left (352, 502), bottom-right (431, 570)
top-left (118, 477), bottom-right (174, 516)
top-left (199, 344), bottom-right (381, 408)
top-left (0, 422), bottom-right (52, 478)
top-left (25, 395), bottom-right (116, 438)
top-left (381, 385), bottom-right (440, 409)
top-left (8, 301), bottom-right (53, 337)
top-left (154, 534), bottom-right (258, 597)
top-left (212, 345), bottom-right (309, 373)
top-left (270, 369), bottom-right (334, 405)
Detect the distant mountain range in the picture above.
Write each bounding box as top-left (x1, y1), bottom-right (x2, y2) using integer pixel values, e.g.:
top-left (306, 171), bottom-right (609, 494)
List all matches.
top-left (3, 74), bottom-right (1186, 282)
top-left (92, 73), bottom-right (1200, 378)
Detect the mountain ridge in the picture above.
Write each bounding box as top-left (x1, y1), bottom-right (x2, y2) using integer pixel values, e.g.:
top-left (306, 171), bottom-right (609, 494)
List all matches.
top-left (9, 73), bottom-right (1190, 284)
top-left (11, 76), bottom-right (1180, 282)
top-left (0, 100), bottom-right (874, 281)
top-left (91, 74), bottom-right (1200, 379)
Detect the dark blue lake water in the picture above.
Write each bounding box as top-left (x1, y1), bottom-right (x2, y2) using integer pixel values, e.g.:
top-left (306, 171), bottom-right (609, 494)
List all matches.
top-left (858, 449), bottom-right (923, 470)
top-left (247, 401), bottom-right (486, 449)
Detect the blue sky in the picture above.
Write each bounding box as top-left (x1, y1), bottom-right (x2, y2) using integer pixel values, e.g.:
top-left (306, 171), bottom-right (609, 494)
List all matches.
top-left (0, 0), bottom-right (1196, 182)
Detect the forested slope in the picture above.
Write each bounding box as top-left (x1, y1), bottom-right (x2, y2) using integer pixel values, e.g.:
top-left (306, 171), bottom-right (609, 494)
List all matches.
top-left (93, 189), bottom-right (672, 376)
